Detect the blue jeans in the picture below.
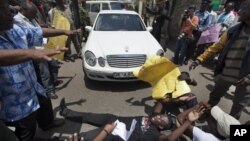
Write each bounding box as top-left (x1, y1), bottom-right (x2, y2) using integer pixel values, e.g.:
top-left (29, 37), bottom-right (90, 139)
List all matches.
top-left (174, 38), bottom-right (189, 65)
top-left (34, 59), bottom-right (58, 96)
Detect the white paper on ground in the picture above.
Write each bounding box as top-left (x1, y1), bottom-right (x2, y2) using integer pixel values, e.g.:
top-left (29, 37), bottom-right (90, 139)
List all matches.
top-left (111, 119), bottom-right (137, 141)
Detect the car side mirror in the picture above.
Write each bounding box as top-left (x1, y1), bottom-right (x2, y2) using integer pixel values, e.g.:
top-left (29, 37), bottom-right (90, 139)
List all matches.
top-left (146, 27), bottom-right (153, 32)
top-left (85, 26), bottom-right (93, 32)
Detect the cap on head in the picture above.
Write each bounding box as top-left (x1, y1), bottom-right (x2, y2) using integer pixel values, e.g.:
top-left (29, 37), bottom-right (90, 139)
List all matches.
top-left (211, 106), bottom-right (241, 138)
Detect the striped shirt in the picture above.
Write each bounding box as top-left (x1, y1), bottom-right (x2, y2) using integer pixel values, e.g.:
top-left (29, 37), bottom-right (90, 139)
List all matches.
top-left (221, 28), bottom-right (249, 82)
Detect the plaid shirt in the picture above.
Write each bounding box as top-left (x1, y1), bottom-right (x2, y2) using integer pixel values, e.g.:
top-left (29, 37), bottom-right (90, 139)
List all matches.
top-left (0, 24), bottom-right (46, 122)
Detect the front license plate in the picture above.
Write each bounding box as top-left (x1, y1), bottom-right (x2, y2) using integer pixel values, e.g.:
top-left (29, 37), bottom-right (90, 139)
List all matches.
top-left (113, 72), bottom-right (134, 78)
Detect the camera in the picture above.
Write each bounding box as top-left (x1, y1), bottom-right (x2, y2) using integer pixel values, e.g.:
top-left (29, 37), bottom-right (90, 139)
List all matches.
top-left (182, 10), bottom-right (189, 21)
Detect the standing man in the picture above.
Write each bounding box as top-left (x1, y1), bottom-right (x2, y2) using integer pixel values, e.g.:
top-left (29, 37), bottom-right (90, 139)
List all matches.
top-left (78, 0), bottom-right (91, 42)
top-left (174, 5), bottom-right (199, 65)
top-left (146, 0), bottom-right (171, 44)
top-left (189, 0), bottom-right (250, 119)
top-left (185, 0), bottom-right (212, 63)
top-left (0, 1), bottom-right (78, 140)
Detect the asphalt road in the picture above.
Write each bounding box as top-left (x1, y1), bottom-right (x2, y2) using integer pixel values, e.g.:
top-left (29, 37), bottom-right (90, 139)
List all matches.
top-left (35, 42), bottom-right (250, 140)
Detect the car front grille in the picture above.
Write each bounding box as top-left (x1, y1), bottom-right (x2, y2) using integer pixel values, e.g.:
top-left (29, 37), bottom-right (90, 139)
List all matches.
top-left (107, 54), bottom-right (146, 68)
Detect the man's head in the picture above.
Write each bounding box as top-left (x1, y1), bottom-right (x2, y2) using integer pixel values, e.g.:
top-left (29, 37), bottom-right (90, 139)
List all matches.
top-left (0, 0), bottom-right (14, 31)
top-left (207, 2), bottom-right (213, 12)
top-left (150, 114), bottom-right (172, 129)
top-left (238, 0), bottom-right (250, 25)
top-left (188, 5), bottom-right (196, 16)
top-left (20, 3), bottom-right (38, 20)
top-left (200, 0), bottom-right (210, 12)
top-left (225, 2), bottom-right (234, 13)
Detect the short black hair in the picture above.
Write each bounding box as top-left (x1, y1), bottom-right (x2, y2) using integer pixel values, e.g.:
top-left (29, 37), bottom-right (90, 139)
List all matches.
top-left (201, 0), bottom-right (211, 4)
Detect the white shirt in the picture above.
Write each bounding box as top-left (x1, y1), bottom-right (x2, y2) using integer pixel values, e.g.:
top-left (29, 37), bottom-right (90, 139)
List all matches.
top-left (193, 126), bottom-right (222, 141)
top-left (14, 12), bottom-right (40, 28)
top-left (14, 12), bottom-right (47, 45)
top-left (209, 10), bottom-right (218, 25)
top-left (217, 11), bottom-right (236, 27)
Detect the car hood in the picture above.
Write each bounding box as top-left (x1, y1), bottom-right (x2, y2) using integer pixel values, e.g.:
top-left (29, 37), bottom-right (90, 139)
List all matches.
top-left (85, 31), bottom-right (162, 56)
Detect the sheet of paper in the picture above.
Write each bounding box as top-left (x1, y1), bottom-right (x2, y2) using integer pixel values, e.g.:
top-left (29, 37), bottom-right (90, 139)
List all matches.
top-left (111, 119), bottom-right (137, 141)
top-left (126, 119), bottom-right (137, 140)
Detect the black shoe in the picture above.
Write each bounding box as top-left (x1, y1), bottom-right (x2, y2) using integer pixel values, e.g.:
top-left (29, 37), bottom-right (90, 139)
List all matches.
top-left (190, 79), bottom-right (198, 86)
top-left (59, 98), bottom-right (68, 116)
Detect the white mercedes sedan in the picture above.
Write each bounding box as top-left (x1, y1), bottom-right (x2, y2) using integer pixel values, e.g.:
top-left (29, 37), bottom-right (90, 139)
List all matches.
top-left (82, 10), bottom-right (164, 81)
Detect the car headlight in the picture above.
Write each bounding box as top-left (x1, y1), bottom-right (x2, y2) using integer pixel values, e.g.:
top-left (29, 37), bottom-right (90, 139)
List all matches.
top-left (85, 51), bottom-right (96, 66)
top-left (156, 49), bottom-right (164, 56)
top-left (98, 57), bottom-right (105, 67)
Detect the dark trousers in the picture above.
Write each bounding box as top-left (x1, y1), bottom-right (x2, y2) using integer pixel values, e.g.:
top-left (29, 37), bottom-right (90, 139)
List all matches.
top-left (208, 76), bottom-right (250, 119)
top-left (37, 94), bottom-right (54, 129)
top-left (174, 38), bottom-right (190, 65)
top-left (64, 109), bottom-right (139, 141)
top-left (33, 59), bottom-right (58, 96)
top-left (4, 95), bottom-right (54, 141)
top-left (185, 30), bottom-right (201, 61)
top-left (65, 35), bottom-right (81, 56)
top-left (0, 121), bottom-right (19, 141)
top-left (33, 61), bottom-right (55, 128)
top-left (5, 112), bottom-right (37, 141)
top-left (151, 21), bottom-right (163, 43)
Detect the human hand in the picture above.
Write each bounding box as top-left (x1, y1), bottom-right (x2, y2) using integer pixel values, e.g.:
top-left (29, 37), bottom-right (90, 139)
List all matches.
top-left (103, 122), bottom-right (117, 134)
top-left (32, 47), bottom-right (68, 61)
top-left (198, 101), bottom-right (211, 109)
top-left (65, 133), bottom-right (84, 141)
top-left (187, 105), bottom-right (205, 122)
top-left (175, 94), bottom-right (196, 102)
top-left (237, 76), bottom-right (250, 86)
top-left (65, 29), bottom-right (81, 36)
top-left (189, 60), bottom-right (199, 71)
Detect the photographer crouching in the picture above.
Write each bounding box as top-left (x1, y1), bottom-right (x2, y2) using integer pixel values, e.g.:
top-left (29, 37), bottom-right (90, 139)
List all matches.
top-left (173, 6), bottom-right (198, 65)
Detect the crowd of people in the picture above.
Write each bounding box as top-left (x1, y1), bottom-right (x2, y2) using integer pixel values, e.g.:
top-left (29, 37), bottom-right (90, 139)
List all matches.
top-left (1, 0), bottom-right (250, 141)
top-left (173, 0), bottom-right (237, 66)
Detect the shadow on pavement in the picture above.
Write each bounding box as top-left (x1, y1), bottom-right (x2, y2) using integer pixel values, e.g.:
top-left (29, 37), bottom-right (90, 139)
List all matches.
top-left (84, 78), bottom-right (151, 92)
top-left (126, 96), bottom-right (155, 115)
top-left (200, 72), bottom-right (214, 82)
top-left (35, 99), bottom-right (87, 141)
top-left (56, 74), bottom-right (77, 92)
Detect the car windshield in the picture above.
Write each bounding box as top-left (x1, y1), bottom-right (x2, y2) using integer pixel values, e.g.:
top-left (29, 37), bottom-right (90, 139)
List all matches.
top-left (110, 2), bottom-right (123, 9)
top-left (94, 14), bottom-right (146, 31)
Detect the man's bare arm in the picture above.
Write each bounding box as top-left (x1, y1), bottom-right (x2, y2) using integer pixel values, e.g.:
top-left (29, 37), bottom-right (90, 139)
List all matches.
top-left (42, 28), bottom-right (81, 37)
top-left (0, 48), bottom-right (67, 66)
